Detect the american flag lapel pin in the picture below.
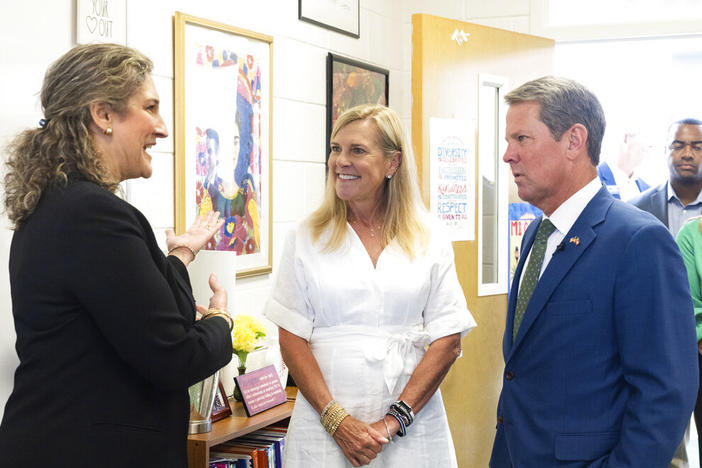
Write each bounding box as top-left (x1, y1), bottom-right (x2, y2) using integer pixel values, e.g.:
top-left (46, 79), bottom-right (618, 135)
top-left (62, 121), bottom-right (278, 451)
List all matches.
top-left (569, 236), bottom-right (580, 246)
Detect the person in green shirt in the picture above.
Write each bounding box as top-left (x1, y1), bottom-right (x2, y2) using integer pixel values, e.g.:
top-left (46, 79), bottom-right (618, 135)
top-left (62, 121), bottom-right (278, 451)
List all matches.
top-left (676, 216), bottom-right (702, 462)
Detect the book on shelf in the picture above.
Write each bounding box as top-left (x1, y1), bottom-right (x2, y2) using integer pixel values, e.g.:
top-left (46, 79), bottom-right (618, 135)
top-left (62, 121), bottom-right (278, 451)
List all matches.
top-left (209, 457), bottom-right (251, 468)
top-left (244, 430), bottom-right (287, 468)
top-left (210, 446), bottom-right (258, 468)
top-left (215, 441), bottom-right (267, 468)
top-left (208, 417), bottom-right (289, 468)
top-left (225, 440), bottom-right (271, 468)
top-left (234, 435), bottom-right (280, 468)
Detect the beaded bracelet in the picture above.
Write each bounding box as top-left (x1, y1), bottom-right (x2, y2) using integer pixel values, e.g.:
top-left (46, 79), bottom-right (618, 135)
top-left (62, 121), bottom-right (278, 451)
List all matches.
top-left (390, 400), bottom-right (414, 427)
top-left (320, 400), bottom-right (350, 437)
top-left (320, 400), bottom-right (335, 421)
top-left (386, 407), bottom-right (407, 437)
top-left (167, 244), bottom-right (196, 260)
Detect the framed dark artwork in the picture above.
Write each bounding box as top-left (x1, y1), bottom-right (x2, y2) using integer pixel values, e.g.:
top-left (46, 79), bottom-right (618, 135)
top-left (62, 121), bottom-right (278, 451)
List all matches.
top-left (211, 381), bottom-right (232, 423)
top-left (326, 53), bottom-right (389, 160)
top-left (299, 0), bottom-right (360, 38)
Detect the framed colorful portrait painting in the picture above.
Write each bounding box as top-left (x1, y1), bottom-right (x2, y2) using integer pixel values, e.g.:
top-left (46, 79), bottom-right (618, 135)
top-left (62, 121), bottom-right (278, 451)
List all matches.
top-left (326, 53), bottom-right (388, 159)
top-left (174, 12), bottom-right (273, 278)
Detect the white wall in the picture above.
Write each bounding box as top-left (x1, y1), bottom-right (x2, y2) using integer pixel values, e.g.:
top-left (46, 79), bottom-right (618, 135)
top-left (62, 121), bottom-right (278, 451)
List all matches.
top-left (0, 0), bottom-right (532, 417)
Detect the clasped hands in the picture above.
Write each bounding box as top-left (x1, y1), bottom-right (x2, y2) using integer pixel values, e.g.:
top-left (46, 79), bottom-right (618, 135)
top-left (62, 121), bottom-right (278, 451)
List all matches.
top-left (333, 415), bottom-right (398, 467)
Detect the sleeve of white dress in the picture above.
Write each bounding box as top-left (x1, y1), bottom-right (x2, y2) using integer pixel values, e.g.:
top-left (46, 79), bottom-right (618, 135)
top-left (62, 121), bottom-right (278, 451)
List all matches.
top-left (264, 228), bottom-right (315, 341)
top-left (423, 230), bottom-right (477, 343)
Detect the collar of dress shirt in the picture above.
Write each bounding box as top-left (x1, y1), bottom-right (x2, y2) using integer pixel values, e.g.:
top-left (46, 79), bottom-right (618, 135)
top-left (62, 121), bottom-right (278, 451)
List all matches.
top-left (545, 177), bottom-right (602, 236)
top-left (667, 180), bottom-right (677, 203)
top-left (667, 180), bottom-right (702, 206)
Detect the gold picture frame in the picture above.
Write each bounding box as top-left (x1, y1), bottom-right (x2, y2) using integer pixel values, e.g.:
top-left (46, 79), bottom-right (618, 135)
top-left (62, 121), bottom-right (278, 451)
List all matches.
top-left (174, 12), bottom-right (273, 278)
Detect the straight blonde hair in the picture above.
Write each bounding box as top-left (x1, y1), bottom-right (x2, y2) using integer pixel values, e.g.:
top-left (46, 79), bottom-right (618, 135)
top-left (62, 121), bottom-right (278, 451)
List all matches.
top-left (308, 105), bottom-right (428, 258)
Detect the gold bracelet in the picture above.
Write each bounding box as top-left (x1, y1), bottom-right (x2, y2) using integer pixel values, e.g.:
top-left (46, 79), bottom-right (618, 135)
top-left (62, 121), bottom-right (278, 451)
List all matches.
top-left (203, 309), bottom-right (233, 331)
top-left (167, 244), bottom-right (196, 260)
top-left (320, 401), bottom-right (349, 436)
top-left (328, 411), bottom-right (349, 436)
top-left (320, 400), bottom-right (335, 421)
top-left (320, 400), bottom-right (340, 425)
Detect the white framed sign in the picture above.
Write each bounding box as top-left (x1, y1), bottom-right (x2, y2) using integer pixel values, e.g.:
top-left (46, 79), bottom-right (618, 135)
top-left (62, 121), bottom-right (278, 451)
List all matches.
top-left (76, 0), bottom-right (126, 45)
top-left (429, 117), bottom-right (476, 242)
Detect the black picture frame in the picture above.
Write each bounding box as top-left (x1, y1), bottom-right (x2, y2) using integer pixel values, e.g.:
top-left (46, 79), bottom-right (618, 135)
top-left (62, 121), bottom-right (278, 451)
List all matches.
top-left (326, 53), bottom-right (389, 161)
top-left (299, 0), bottom-right (360, 38)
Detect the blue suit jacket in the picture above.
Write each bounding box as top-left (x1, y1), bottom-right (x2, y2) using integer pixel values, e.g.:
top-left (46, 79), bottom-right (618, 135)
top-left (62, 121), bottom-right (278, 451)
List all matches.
top-left (630, 182), bottom-right (668, 226)
top-left (490, 187), bottom-right (698, 468)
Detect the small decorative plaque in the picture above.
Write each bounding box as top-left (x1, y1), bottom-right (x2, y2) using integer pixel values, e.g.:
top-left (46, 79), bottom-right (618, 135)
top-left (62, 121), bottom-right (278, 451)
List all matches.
top-left (234, 365), bottom-right (287, 417)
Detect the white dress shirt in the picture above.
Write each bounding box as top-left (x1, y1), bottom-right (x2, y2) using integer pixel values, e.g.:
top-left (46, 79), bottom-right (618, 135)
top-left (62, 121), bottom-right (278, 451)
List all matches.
top-left (521, 177), bottom-right (602, 282)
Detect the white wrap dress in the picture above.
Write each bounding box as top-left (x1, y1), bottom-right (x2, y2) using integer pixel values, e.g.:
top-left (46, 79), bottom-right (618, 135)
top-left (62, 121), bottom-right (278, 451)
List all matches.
top-left (264, 220), bottom-right (476, 467)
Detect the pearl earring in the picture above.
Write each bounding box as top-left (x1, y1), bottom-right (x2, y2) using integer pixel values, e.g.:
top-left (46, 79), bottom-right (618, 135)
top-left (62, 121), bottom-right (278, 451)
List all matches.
top-left (104, 127), bottom-right (113, 136)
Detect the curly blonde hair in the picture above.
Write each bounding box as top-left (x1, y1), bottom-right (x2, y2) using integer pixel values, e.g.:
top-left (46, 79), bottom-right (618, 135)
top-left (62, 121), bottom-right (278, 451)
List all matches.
top-left (308, 104), bottom-right (428, 258)
top-left (3, 43), bottom-right (153, 228)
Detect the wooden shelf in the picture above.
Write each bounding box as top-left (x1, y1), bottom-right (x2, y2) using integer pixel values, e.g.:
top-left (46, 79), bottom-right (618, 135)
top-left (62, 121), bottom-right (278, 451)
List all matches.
top-left (187, 387), bottom-right (296, 468)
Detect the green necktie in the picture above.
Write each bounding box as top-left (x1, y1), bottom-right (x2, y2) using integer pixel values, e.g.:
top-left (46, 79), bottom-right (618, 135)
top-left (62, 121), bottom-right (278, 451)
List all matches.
top-left (513, 219), bottom-right (556, 340)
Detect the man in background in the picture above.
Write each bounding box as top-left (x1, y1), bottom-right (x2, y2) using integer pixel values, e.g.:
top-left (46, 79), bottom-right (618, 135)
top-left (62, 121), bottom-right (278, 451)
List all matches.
top-left (630, 118), bottom-right (702, 467)
top-left (598, 130), bottom-right (651, 200)
top-left (490, 76), bottom-right (697, 467)
top-left (631, 118), bottom-right (702, 236)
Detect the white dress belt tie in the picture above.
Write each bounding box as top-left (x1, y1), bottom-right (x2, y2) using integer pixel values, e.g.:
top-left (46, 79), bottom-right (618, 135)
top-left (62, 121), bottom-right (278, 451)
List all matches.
top-left (310, 324), bottom-right (430, 394)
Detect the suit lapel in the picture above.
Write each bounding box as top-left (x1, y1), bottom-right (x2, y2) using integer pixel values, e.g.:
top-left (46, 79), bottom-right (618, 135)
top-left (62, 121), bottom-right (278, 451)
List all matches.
top-left (506, 188), bottom-right (612, 363)
top-left (651, 183), bottom-right (668, 226)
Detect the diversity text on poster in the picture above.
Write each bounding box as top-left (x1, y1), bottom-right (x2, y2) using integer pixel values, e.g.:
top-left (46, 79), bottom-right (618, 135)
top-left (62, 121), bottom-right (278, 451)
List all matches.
top-left (429, 118), bottom-right (476, 241)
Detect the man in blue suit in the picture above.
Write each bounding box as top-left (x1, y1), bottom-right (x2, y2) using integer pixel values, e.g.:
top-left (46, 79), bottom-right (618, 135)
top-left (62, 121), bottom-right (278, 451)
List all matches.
top-left (490, 76), bottom-right (698, 467)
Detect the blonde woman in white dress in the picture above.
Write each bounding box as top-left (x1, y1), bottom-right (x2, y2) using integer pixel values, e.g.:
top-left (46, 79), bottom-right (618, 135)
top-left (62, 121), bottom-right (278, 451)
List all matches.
top-left (264, 104), bottom-right (475, 467)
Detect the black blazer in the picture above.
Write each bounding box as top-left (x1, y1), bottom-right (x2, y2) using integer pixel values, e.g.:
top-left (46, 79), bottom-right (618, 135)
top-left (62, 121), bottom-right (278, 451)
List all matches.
top-left (0, 179), bottom-right (232, 467)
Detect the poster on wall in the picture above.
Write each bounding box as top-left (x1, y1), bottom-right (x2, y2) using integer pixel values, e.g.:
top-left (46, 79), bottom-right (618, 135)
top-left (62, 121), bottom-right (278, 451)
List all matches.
top-left (507, 202), bottom-right (542, 290)
top-left (76, 0), bottom-right (126, 44)
top-left (429, 117), bottom-right (476, 241)
top-left (174, 12), bottom-right (273, 278)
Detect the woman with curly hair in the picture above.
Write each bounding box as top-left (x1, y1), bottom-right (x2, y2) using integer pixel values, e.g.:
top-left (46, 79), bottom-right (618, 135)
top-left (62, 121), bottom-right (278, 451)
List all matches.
top-left (0, 43), bottom-right (233, 467)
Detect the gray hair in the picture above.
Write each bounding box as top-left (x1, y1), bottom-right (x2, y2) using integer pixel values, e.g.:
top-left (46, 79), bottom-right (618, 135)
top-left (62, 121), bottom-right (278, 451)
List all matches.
top-left (505, 76), bottom-right (606, 166)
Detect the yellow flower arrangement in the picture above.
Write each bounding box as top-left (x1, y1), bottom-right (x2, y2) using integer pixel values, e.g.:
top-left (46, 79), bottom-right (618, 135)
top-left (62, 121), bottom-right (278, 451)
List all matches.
top-left (232, 314), bottom-right (267, 369)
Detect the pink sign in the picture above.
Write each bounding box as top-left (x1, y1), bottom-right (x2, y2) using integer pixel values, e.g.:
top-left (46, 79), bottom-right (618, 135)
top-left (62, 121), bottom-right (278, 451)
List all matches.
top-left (234, 365), bottom-right (287, 416)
